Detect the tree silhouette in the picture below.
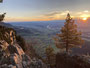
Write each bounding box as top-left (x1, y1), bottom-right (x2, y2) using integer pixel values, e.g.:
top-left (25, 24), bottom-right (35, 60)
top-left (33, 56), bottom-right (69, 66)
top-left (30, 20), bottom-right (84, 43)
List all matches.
top-left (0, 13), bottom-right (6, 22)
top-left (0, 0), bottom-right (3, 3)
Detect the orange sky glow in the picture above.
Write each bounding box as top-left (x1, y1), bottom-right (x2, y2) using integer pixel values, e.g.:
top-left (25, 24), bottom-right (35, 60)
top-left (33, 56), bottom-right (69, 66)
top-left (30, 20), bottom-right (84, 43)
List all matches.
top-left (5, 10), bottom-right (90, 22)
top-left (1, 0), bottom-right (90, 22)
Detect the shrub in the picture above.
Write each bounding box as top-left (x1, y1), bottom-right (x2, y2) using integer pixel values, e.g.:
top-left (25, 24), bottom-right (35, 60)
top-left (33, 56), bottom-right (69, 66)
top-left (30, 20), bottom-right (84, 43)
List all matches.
top-left (16, 35), bottom-right (27, 51)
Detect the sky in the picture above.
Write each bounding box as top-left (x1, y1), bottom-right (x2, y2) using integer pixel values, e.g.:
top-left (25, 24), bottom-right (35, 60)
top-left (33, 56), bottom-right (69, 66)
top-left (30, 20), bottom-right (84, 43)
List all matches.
top-left (0, 0), bottom-right (90, 22)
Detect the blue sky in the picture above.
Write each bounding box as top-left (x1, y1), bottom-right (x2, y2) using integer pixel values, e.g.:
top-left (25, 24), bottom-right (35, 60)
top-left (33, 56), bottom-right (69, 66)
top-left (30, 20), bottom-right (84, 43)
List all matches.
top-left (0, 0), bottom-right (90, 22)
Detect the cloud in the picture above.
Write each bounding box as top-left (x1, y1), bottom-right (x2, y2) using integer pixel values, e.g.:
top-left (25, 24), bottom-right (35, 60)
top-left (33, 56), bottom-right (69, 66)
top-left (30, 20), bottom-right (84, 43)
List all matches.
top-left (44, 10), bottom-right (70, 16)
top-left (76, 12), bottom-right (82, 14)
top-left (5, 10), bottom-right (90, 22)
top-left (42, 10), bottom-right (90, 20)
top-left (84, 10), bottom-right (89, 13)
top-left (75, 11), bottom-right (90, 18)
top-left (44, 11), bottom-right (59, 16)
top-left (80, 14), bottom-right (90, 18)
top-left (60, 11), bottom-right (70, 15)
top-left (41, 10), bottom-right (71, 20)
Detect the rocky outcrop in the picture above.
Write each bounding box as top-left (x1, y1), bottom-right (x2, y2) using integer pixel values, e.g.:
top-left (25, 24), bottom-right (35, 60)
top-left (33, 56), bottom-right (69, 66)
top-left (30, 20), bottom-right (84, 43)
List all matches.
top-left (30, 58), bottom-right (47, 68)
top-left (0, 40), bottom-right (31, 68)
top-left (0, 26), bottom-right (16, 44)
top-left (0, 25), bottom-right (31, 68)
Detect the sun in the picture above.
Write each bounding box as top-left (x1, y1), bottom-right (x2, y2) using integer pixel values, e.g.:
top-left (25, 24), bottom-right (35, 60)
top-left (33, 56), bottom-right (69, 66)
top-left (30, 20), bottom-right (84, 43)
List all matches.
top-left (82, 17), bottom-right (87, 21)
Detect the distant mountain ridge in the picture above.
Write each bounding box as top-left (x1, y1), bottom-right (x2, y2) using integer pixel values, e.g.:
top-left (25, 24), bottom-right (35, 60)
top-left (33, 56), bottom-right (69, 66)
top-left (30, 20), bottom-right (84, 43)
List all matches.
top-left (0, 22), bottom-right (14, 28)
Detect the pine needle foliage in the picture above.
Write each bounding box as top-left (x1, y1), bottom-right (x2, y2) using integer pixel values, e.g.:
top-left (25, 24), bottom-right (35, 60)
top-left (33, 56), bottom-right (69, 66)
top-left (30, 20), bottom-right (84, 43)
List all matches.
top-left (54, 13), bottom-right (84, 54)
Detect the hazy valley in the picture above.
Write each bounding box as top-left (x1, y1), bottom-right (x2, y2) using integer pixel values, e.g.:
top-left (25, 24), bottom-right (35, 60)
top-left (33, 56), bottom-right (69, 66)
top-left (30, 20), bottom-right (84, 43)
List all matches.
top-left (8, 20), bottom-right (90, 57)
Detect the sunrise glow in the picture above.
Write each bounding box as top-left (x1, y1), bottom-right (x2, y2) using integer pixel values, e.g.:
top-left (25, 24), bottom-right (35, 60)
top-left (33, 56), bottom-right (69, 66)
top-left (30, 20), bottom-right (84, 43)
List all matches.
top-left (82, 17), bottom-right (87, 21)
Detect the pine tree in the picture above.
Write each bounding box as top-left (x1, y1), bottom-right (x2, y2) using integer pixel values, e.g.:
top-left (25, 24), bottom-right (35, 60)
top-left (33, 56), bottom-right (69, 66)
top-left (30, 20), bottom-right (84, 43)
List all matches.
top-left (0, 0), bottom-right (3, 3)
top-left (54, 13), bottom-right (84, 54)
top-left (45, 46), bottom-right (56, 68)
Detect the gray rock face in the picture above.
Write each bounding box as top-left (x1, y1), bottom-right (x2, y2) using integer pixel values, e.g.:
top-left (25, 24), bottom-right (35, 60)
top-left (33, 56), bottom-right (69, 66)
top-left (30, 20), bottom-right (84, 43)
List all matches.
top-left (0, 42), bottom-right (47, 68)
top-left (0, 25), bottom-right (31, 68)
top-left (0, 41), bottom-right (31, 68)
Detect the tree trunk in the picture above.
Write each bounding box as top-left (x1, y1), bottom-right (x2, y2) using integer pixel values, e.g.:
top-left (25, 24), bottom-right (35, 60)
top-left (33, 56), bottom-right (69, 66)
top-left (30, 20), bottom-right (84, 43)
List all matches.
top-left (66, 43), bottom-right (69, 54)
top-left (66, 21), bottom-right (69, 54)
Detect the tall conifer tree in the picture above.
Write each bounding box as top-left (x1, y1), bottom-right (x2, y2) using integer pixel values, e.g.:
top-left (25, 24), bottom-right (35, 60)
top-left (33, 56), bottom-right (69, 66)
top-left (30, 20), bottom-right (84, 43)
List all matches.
top-left (54, 13), bottom-right (84, 54)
